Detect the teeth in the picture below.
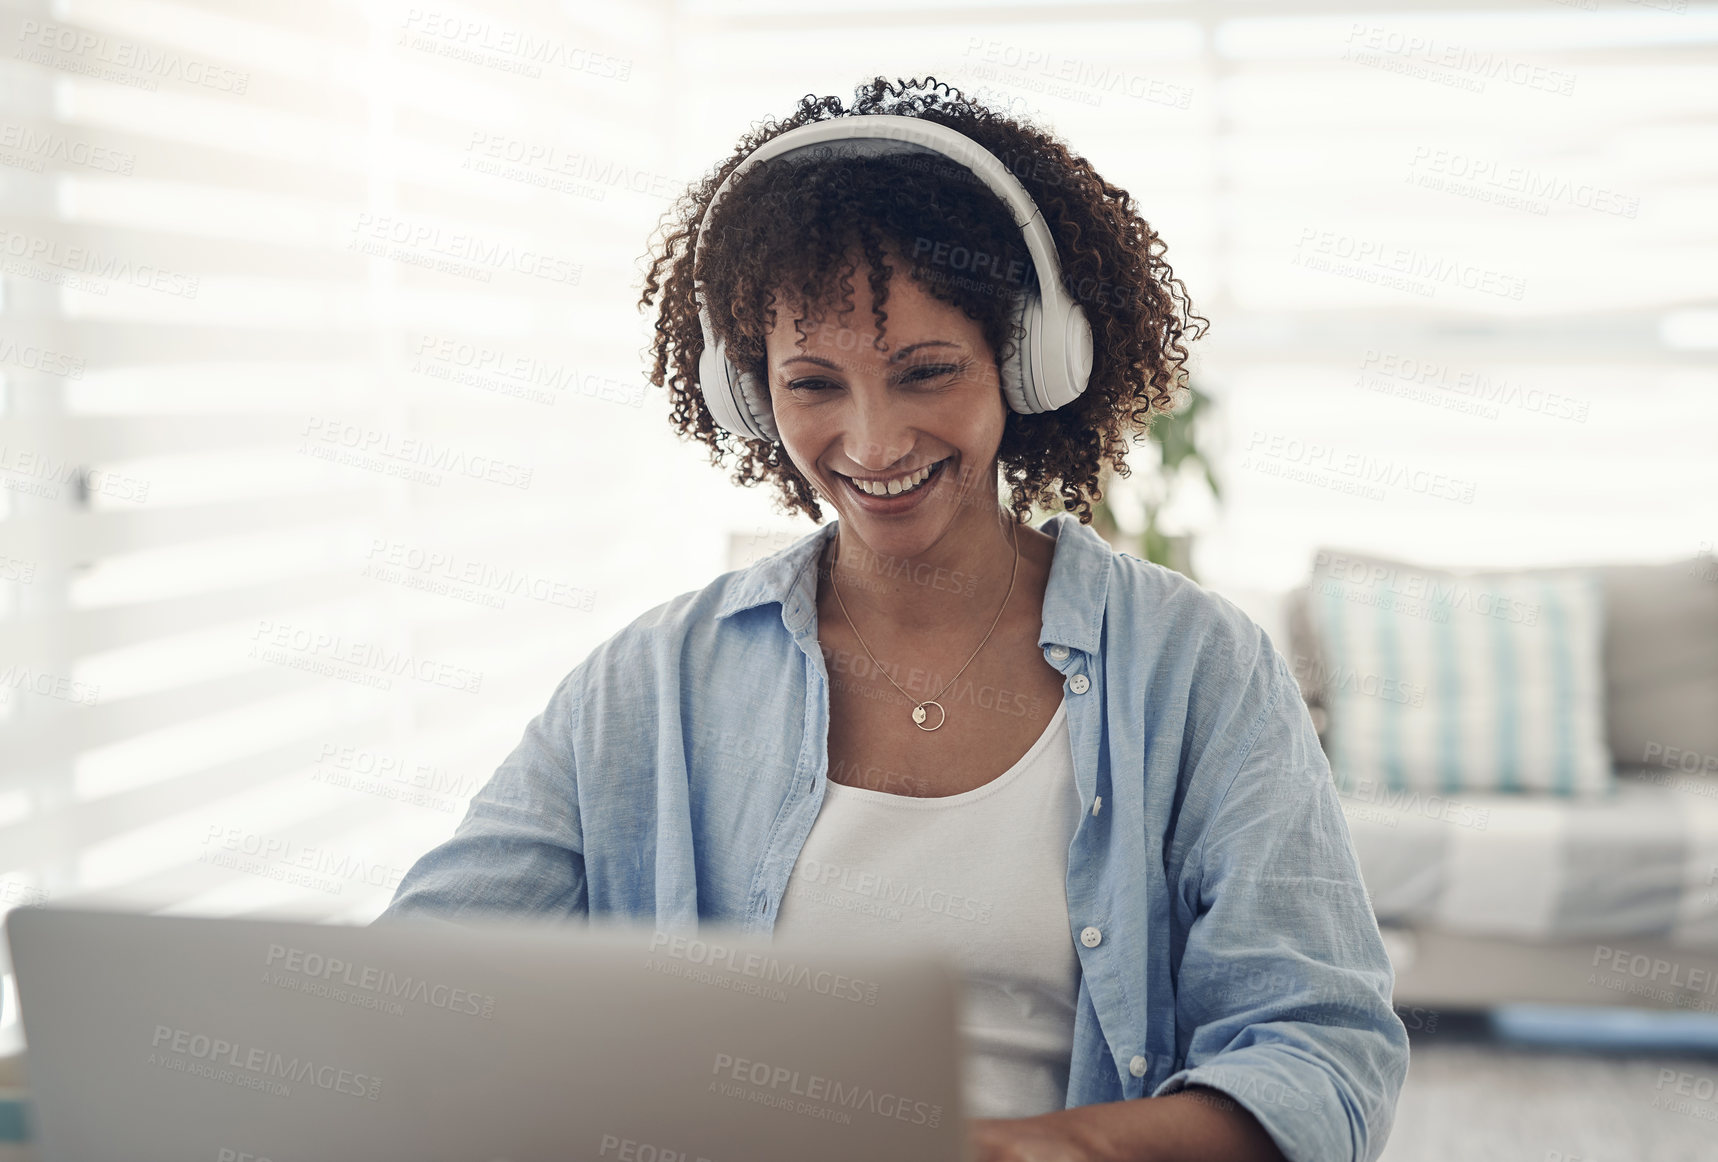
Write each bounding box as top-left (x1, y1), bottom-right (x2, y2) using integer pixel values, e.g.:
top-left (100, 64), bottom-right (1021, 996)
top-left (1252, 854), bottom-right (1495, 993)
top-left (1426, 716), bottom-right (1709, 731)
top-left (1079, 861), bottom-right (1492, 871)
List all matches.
top-left (850, 460), bottom-right (939, 497)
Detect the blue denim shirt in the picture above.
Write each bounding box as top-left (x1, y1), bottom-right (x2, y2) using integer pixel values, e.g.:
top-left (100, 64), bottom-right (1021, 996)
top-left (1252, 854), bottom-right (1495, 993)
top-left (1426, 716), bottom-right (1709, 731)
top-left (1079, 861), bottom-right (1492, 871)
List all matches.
top-left (377, 513), bottom-right (1408, 1162)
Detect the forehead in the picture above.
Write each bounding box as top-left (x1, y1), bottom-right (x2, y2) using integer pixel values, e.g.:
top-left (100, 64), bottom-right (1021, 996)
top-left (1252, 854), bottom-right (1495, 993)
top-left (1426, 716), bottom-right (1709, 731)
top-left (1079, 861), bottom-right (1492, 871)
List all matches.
top-left (767, 270), bottom-right (968, 353)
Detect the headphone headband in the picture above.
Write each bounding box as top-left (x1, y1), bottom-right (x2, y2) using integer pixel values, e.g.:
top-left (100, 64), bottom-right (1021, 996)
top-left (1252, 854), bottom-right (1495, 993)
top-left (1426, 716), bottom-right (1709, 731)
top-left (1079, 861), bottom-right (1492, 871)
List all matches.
top-left (693, 114), bottom-right (1093, 443)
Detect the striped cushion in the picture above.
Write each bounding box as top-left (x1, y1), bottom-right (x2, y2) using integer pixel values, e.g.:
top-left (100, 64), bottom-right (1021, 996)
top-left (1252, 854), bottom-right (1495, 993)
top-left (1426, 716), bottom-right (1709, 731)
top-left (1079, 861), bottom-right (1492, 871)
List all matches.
top-left (1304, 553), bottom-right (1615, 796)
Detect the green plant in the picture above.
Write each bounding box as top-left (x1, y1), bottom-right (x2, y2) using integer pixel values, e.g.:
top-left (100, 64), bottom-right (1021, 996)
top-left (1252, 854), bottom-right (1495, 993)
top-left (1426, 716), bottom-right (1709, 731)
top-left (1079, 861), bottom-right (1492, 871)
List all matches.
top-left (1029, 382), bottom-right (1222, 581)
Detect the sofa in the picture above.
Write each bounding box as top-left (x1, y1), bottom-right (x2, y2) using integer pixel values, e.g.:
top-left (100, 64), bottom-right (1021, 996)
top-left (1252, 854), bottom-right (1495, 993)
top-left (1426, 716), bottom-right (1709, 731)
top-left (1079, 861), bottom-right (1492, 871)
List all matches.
top-left (1226, 546), bottom-right (1718, 1016)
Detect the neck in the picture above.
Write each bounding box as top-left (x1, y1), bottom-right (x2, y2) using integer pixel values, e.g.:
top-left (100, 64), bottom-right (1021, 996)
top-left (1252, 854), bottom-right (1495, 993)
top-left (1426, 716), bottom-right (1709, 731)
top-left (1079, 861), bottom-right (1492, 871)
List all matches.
top-left (820, 505), bottom-right (1022, 637)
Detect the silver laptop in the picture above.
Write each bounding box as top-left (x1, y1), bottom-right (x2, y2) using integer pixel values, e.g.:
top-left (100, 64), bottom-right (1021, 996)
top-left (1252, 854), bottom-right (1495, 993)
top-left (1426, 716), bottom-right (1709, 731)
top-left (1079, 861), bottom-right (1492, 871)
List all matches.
top-left (5, 905), bottom-right (969, 1162)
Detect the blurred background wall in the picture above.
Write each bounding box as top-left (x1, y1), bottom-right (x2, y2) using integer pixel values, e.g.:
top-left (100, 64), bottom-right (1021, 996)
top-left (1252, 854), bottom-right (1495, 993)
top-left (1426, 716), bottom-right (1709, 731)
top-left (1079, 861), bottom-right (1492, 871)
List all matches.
top-left (2, 0), bottom-right (1714, 1050)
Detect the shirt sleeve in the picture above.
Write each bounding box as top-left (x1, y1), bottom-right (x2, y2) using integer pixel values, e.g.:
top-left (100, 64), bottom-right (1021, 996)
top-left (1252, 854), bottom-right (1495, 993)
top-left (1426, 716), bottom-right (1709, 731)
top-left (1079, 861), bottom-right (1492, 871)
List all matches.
top-left (371, 670), bottom-right (587, 927)
top-left (1150, 646), bottom-right (1409, 1162)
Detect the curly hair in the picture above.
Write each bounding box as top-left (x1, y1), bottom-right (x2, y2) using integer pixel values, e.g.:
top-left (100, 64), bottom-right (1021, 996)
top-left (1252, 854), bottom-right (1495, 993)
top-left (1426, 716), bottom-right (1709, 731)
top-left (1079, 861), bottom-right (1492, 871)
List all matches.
top-left (636, 74), bottom-right (1208, 527)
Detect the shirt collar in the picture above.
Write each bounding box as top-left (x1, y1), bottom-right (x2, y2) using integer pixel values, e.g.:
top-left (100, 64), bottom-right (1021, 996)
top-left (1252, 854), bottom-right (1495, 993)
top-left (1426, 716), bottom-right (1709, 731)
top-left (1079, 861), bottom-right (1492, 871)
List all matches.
top-left (714, 513), bottom-right (1113, 657)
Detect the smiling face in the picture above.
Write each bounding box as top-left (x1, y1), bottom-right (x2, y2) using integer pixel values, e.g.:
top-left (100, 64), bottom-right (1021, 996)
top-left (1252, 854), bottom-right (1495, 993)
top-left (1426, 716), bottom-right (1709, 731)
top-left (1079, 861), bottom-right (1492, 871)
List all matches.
top-left (764, 250), bottom-right (1007, 561)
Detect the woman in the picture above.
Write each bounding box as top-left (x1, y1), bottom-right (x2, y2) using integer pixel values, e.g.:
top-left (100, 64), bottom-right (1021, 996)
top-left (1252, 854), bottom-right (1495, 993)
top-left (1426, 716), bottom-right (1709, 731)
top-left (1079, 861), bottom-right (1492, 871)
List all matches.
top-left (381, 76), bottom-right (1408, 1162)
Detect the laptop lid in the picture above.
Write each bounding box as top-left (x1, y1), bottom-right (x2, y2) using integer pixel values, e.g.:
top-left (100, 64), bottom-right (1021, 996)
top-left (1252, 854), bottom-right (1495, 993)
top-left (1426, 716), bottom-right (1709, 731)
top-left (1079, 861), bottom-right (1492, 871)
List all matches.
top-left (5, 905), bottom-right (969, 1162)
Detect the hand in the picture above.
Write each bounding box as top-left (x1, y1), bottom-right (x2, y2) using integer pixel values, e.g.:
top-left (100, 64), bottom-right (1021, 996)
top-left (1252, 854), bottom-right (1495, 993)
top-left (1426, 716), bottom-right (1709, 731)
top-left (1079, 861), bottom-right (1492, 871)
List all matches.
top-left (966, 1112), bottom-right (1103, 1162)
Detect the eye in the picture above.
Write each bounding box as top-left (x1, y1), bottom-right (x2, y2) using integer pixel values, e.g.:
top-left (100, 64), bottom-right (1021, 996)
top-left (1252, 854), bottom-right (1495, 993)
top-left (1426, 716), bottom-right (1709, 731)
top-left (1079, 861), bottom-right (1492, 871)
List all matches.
top-left (901, 361), bottom-right (968, 384)
top-left (782, 360), bottom-right (968, 393)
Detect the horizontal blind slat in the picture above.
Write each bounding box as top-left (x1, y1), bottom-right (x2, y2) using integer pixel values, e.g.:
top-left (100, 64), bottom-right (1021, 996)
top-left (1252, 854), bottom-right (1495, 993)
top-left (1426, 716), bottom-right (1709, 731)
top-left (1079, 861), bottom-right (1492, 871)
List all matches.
top-left (51, 797), bottom-right (404, 915)
top-left (4, 666), bottom-right (328, 772)
top-left (0, 571), bottom-right (362, 659)
top-left (0, 492), bottom-right (375, 560)
top-left (0, 713), bottom-right (393, 870)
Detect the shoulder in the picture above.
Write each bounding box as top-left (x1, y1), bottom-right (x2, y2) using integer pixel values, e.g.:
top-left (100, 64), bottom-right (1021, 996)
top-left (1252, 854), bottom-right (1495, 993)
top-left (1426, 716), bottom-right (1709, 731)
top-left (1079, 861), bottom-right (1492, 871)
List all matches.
top-left (1038, 513), bottom-right (1281, 695)
top-left (1107, 550), bottom-right (1284, 691)
top-left (566, 576), bottom-right (732, 696)
top-left (1104, 550), bottom-right (1305, 785)
top-left (564, 527), bottom-right (821, 700)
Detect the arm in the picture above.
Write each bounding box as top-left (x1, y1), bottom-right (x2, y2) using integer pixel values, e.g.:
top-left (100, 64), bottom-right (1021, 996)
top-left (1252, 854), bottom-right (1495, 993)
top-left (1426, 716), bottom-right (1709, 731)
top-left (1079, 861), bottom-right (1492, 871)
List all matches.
top-left (372, 670), bottom-right (587, 926)
top-left (969, 645), bottom-right (1405, 1162)
top-left (1144, 647), bottom-right (1409, 1162)
top-left (972, 1085), bottom-right (1287, 1162)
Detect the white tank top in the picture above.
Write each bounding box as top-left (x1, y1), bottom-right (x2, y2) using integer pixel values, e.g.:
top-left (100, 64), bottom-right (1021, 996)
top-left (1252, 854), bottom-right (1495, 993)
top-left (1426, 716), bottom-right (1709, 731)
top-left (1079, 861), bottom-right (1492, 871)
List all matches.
top-left (772, 696), bottom-right (1083, 1120)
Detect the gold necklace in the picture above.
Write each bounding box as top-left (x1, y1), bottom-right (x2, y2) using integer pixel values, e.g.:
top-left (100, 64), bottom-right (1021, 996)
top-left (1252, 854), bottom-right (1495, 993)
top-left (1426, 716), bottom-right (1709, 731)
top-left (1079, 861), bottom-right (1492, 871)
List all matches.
top-left (826, 518), bottom-right (1020, 732)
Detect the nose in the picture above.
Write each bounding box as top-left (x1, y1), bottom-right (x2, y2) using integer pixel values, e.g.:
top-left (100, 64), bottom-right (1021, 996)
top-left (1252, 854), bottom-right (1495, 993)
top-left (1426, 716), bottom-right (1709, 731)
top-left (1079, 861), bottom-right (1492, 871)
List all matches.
top-left (843, 383), bottom-right (915, 474)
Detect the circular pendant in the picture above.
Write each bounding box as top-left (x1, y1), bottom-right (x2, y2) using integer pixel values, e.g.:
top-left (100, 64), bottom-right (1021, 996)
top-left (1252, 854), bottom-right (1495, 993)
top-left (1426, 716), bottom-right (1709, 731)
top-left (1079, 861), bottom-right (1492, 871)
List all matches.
top-left (911, 701), bottom-right (946, 731)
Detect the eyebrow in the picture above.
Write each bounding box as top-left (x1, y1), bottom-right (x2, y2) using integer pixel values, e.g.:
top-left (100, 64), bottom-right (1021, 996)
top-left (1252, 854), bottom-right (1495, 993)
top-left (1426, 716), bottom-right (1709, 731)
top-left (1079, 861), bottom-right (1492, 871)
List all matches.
top-left (779, 340), bottom-right (961, 369)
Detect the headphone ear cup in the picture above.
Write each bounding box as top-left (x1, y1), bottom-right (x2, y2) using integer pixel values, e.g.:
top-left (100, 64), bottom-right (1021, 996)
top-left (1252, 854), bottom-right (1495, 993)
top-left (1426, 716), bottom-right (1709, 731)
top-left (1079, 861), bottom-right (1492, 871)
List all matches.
top-left (998, 289), bottom-right (1034, 416)
top-left (1022, 290), bottom-right (1093, 413)
top-left (736, 365), bottom-right (779, 442)
top-left (1060, 300), bottom-right (1094, 406)
top-left (698, 325), bottom-right (776, 442)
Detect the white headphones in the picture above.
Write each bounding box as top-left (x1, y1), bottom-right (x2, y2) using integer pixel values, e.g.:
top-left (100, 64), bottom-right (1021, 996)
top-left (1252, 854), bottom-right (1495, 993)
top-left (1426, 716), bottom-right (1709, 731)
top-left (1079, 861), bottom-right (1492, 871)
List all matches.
top-left (693, 114), bottom-right (1094, 443)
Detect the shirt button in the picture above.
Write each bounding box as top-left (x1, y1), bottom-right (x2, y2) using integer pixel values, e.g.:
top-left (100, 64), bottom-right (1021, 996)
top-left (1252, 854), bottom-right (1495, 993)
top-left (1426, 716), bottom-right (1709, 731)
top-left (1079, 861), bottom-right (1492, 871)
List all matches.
top-left (1049, 644), bottom-right (1070, 661)
top-left (1079, 926), bottom-right (1102, 948)
top-left (1129, 1054), bottom-right (1149, 1077)
top-left (1068, 674), bottom-right (1090, 694)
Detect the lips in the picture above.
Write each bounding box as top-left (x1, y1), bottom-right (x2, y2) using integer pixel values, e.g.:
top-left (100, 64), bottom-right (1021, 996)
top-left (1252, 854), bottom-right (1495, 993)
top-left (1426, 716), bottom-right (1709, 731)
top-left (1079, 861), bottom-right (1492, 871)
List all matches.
top-left (835, 456), bottom-right (951, 506)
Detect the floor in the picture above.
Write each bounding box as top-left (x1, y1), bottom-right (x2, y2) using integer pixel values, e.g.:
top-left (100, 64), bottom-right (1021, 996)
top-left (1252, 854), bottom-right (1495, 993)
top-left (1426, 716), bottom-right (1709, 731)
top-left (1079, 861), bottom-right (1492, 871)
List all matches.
top-left (1380, 1008), bottom-right (1718, 1162)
